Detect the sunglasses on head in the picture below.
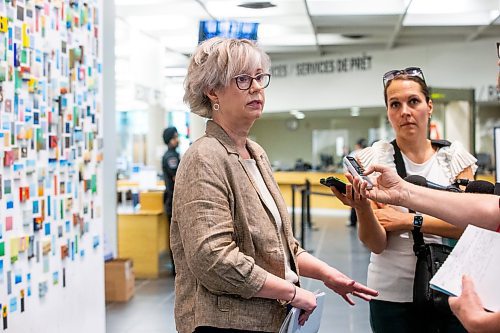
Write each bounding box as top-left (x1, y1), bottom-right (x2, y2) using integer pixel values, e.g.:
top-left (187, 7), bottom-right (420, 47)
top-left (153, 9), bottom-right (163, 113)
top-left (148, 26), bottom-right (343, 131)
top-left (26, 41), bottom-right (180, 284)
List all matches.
top-left (383, 67), bottom-right (425, 87)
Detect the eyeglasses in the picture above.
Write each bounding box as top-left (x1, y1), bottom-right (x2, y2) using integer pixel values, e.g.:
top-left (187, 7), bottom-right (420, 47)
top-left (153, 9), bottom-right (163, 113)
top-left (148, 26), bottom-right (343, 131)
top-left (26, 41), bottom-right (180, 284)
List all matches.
top-left (382, 67), bottom-right (425, 87)
top-left (233, 73), bottom-right (271, 90)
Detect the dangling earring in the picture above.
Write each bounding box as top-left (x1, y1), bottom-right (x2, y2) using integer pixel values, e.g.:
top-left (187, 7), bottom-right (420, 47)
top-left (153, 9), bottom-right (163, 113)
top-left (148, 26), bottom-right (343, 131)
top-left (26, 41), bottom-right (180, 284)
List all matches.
top-left (213, 102), bottom-right (220, 112)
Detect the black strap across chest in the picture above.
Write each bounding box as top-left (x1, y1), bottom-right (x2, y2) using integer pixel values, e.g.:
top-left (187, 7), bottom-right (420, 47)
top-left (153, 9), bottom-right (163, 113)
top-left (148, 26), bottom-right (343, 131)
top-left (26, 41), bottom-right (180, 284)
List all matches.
top-left (390, 139), bottom-right (451, 253)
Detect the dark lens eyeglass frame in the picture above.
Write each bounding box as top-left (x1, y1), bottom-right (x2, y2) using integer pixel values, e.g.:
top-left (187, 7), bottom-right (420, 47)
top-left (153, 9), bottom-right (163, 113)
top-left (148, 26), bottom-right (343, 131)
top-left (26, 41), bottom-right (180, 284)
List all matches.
top-left (233, 73), bottom-right (272, 90)
top-left (382, 67), bottom-right (425, 87)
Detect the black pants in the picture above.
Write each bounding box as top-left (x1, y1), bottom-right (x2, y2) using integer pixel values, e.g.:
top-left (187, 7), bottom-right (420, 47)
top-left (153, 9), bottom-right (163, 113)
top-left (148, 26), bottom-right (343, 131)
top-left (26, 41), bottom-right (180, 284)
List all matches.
top-left (165, 209), bottom-right (175, 275)
top-left (370, 299), bottom-right (466, 333)
top-left (349, 208), bottom-right (357, 226)
top-left (194, 327), bottom-right (271, 333)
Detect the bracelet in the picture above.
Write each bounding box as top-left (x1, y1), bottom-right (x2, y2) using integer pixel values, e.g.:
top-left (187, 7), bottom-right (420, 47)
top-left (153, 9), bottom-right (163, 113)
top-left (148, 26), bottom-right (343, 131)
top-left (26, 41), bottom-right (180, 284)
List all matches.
top-left (277, 284), bottom-right (296, 306)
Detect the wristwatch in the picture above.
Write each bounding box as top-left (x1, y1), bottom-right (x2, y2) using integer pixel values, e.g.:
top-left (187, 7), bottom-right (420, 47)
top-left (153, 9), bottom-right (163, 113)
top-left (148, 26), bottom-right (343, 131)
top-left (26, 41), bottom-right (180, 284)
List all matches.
top-left (413, 213), bottom-right (423, 230)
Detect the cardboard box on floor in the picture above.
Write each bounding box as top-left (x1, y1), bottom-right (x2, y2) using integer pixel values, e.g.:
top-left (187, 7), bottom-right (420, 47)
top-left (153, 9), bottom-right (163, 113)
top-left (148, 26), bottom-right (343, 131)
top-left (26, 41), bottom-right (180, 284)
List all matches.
top-left (105, 258), bottom-right (135, 302)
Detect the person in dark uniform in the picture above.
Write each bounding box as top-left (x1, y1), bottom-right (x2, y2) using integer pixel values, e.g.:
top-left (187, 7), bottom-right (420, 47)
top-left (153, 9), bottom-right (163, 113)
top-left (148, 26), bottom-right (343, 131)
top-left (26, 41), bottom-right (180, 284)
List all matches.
top-left (162, 126), bottom-right (180, 274)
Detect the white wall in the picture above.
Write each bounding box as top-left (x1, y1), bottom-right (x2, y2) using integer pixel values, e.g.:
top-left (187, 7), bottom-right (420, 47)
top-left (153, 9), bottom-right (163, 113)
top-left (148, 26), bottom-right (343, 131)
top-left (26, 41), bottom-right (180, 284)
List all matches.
top-left (265, 39), bottom-right (499, 113)
top-left (116, 21), bottom-right (166, 171)
top-left (103, 0), bottom-right (117, 266)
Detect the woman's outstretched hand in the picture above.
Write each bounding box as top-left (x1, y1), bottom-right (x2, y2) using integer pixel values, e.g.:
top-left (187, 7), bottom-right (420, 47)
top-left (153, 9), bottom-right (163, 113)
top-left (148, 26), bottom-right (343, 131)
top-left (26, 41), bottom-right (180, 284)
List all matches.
top-left (322, 267), bottom-right (378, 305)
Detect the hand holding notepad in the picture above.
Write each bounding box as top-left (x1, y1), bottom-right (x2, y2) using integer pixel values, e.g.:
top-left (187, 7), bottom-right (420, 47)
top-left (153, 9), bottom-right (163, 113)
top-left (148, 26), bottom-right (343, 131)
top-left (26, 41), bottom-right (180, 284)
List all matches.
top-left (430, 225), bottom-right (500, 312)
top-left (279, 291), bottom-right (326, 333)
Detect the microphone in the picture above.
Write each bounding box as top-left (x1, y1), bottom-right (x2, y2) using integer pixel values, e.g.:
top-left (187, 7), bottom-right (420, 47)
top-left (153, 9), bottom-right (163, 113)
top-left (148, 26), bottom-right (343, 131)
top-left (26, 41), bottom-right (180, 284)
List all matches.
top-left (404, 175), bottom-right (463, 193)
top-left (465, 180), bottom-right (495, 194)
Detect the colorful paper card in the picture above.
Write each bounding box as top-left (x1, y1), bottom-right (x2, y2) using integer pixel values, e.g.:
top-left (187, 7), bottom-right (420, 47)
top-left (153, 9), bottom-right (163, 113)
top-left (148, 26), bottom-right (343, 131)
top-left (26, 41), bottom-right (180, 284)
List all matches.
top-left (14, 272), bottom-right (22, 284)
top-left (7, 271), bottom-right (11, 294)
top-left (4, 180), bottom-right (11, 194)
top-left (42, 256), bottom-right (49, 273)
top-left (9, 297), bottom-right (16, 313)
top-left (42, 240), bottom-right (50, 255)
top-left (19, 237), bottom-right (27, 252)
top-left (6, 217), bottom-right (12, 231)
top-left (27, 236), bottom-right (34, 259)
top-left (39, 281), bottom-right (47, 298)
top-left (10, 238), bottom-right (19, 264)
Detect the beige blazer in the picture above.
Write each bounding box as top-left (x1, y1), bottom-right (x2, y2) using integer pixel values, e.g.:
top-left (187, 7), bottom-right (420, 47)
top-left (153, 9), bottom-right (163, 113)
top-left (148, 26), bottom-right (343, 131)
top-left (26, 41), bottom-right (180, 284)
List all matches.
top-left (171, 120), bottom-right (304, 333)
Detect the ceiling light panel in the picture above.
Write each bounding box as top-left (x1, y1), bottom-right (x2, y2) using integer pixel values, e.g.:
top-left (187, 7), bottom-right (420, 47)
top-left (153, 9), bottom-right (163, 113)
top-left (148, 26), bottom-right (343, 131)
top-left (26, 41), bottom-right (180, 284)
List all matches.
top-left (201, 1), bottom-right (315, 48)
top-left (407, 0), bottom-right (499, 15)
top-left (317, 33), bottom-right (386, 45)
top-left (306, 0), bottom-right (406, 15)
top-left (258, 15), bottom-right (313, 34)
top-left (258, 21), bottom-right (310, 38)
top-left (404, 13), bottom-right (496, 26)
top-left (161, 35), bottom-right (200, 55)
top-left (116, 1), bottom-right (206, 55)
top-left (116, 1), bottom-right (203, 16)
top-left (116, 1), bottom-right (205, 34)
top-left (259, 33), bottom-right (317, 46)
top-left (115, 0), bottom-right (171, 5)
top-left (313, 14), bottom-right (401, 27)
top-left (127, 15), bottom-right (195, 31)
top-left (204, 0), bottom-right (306, 18)
top-left (405, 0), bottom-right (500, 26)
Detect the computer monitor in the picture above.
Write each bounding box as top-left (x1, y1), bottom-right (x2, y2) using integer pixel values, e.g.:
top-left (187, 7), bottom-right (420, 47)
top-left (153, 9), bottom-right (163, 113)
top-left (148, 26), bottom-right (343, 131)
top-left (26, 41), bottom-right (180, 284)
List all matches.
top-left (198, 20), bottom-right (259, 43)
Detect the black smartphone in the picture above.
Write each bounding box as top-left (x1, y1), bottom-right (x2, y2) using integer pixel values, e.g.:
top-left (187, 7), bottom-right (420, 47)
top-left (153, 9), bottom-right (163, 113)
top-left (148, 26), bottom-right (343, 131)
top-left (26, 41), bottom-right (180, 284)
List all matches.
top-left (497, 42), bottom-right (500, 58)
top-left (320, 176), bottom-right (347, 194)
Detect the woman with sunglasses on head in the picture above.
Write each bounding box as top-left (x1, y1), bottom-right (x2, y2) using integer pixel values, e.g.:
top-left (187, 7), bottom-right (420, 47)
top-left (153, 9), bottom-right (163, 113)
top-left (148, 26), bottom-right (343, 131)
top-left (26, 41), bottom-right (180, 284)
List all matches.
top-left (329, 67), bottom-right (476, 333)
top-left (171, 37), bottom-right (378, 333)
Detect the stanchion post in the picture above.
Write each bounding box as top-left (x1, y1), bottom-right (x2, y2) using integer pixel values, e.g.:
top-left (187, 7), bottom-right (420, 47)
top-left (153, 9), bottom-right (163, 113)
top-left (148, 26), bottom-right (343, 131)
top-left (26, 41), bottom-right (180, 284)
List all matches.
top-left (291, 184), bottom-right (296, 235)
top-left (305, 180), bottom-right (312, 228)
top-left (300, 187), bottom-right (307, 249)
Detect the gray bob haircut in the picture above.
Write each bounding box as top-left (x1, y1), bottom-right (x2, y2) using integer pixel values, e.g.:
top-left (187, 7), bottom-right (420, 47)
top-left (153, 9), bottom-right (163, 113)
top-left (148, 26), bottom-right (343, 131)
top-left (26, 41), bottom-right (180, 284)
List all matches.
top-left (183, 37), bottom-right (271, 118)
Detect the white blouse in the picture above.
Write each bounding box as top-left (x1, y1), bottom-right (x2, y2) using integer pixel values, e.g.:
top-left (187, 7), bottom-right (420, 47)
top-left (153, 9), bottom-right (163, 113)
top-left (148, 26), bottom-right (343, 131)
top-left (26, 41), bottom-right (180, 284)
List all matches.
top-left (355, 140), bottom-right (477, 302)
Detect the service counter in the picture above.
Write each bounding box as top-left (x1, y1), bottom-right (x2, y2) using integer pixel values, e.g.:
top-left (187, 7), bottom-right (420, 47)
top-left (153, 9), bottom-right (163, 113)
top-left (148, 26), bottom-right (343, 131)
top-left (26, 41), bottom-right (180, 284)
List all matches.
top-left (118, 209), bottom-right (168, 279)
top-left (274, 172), bottom-right (496, 211)
top-left (274, 171), bottom-right (347, 210)
top-left (117, 191), bottom-right (168, 279)
top-left (114, 172), bottom-right (495, 279)
top-left (476, 174), bottom-right (495, 184)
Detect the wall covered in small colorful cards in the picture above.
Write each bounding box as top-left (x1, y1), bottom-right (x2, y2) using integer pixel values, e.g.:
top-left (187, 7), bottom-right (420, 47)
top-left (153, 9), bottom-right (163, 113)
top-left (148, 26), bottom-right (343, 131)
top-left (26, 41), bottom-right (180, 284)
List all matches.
top-left (0, 0), bottom-right (105, 332)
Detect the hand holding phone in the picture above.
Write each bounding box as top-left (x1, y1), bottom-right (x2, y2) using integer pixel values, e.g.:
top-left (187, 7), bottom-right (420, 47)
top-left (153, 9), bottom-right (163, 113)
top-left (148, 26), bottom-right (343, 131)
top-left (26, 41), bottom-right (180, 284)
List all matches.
top-left (320, 176), bottom-right (347, 194)
top-left (343, 156), bottom-right (373, 189)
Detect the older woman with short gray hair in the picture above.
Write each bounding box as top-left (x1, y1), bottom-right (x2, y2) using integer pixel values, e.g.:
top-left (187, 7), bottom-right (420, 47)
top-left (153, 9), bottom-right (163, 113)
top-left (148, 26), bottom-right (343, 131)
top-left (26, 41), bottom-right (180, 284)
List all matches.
top-left (171, 37), bottom-right (378, 333)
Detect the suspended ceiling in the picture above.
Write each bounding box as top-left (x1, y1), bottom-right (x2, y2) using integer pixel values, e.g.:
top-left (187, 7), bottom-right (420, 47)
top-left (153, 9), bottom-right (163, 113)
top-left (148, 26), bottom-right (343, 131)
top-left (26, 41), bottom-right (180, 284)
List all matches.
top-left (115, 0), bottom-right (500, 61)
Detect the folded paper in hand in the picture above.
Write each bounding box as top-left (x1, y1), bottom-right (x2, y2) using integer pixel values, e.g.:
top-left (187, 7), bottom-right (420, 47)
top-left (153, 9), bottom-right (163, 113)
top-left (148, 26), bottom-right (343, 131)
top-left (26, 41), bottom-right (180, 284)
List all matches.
top-left (429, 224), bottom-right (500, 312)
top-left (278, 291), bottom-right (325, 333)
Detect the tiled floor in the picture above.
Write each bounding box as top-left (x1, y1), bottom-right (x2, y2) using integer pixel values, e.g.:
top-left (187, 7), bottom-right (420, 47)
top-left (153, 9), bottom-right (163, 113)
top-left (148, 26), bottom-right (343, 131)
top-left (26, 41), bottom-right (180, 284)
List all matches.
top-left (106, 212), bottom-right (372, 333)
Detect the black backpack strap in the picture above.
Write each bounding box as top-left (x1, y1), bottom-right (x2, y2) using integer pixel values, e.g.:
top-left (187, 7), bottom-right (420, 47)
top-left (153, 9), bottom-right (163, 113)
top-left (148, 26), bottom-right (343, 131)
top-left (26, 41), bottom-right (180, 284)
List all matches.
top-left (390, 140), bottom-right (407, 179)
top-left (390, 140), bottom-right (426, 255)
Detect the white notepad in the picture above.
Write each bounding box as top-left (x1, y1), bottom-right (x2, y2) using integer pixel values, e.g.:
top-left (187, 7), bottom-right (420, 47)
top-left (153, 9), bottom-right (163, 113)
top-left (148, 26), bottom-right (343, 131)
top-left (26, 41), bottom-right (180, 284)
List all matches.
top-left (279, 291), bottom-right (326, 333)
top-left (429, 224), bottom-right (500, 312)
